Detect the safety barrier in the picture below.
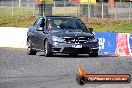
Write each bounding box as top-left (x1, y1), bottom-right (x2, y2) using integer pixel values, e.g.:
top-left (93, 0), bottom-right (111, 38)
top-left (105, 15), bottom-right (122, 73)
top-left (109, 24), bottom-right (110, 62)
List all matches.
top-left (95, 32), bottom-right (116, 55)
top-left (0, 27), bottom-right (131, 56)
top-left (96, 32), bottom-right (132, 56)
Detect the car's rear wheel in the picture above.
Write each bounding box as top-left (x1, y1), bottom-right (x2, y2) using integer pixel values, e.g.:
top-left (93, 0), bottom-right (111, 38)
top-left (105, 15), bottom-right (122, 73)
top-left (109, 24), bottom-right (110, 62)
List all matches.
top-left (89, 53), bottom-right (98, 57)
top-left (27, 40), bottom-right (37, 55)
top-left (44, 40), bottom-right (53, 57)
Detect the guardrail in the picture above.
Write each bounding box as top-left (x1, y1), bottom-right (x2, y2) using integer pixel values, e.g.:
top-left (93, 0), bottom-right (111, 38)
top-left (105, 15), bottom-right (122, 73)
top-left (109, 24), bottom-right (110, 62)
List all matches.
top-left (0, 27), bottom-right (131, 56)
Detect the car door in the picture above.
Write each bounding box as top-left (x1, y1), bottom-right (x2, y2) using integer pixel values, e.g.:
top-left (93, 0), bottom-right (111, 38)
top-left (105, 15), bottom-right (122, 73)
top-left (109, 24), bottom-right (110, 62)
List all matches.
top-left (29, 19), bottom-right (40, 49)
top-left (34, 18), bottom-right (47, 50)
top-left (30, 18), bottom-right (43, 49)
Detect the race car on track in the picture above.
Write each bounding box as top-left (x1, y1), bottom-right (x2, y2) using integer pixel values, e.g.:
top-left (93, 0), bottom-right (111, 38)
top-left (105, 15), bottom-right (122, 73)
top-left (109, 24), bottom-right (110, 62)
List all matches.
top-left (27, 16), bottom-right (99, 57)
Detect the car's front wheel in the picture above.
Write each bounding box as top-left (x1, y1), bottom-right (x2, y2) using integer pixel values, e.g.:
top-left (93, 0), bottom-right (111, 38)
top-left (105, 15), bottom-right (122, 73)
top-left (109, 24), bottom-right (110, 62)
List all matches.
top-left (44, 40), bottom-right (53, 57)
top-left (27, 40), bottom-right (37, 55)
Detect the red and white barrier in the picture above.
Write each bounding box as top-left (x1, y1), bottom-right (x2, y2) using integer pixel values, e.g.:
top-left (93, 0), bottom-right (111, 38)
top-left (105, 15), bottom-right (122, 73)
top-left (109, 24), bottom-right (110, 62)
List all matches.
top-left (115, 33), bottom-right (131, 57)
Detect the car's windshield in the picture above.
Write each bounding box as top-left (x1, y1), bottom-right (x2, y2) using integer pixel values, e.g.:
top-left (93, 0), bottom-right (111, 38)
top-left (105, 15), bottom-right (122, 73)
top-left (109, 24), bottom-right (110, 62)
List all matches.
top-left (46, 18), bottom-right (87, 30)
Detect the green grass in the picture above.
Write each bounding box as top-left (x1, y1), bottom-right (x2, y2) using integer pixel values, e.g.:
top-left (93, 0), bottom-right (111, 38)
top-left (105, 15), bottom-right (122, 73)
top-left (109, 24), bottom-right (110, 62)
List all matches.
top-left (0, 16), bottom-right (132, 33)
top-left (0, 16), bottom-right (37, 28)
top-left (81, 18), bottom-right (132, 33)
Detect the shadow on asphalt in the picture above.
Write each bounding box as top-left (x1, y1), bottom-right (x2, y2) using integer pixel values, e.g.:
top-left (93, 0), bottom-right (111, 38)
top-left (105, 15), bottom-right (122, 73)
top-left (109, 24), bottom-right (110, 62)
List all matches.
top-left (38, 53), bottom-right (117, 58)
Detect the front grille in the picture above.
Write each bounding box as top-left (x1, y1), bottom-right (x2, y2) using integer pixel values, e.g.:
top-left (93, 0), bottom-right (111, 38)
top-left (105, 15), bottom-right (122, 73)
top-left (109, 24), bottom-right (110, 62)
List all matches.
top-left (63, 47), bottom-right (89, 54)
top-left (63, 37), bottom-right (91, 44)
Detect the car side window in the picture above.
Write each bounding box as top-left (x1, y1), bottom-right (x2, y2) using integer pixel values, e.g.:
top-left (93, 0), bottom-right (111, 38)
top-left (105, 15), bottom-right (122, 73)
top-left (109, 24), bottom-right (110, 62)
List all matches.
top-left (33, 19), bottom-right (40, 29)
top-left (33, 18), bottom-right (45, 29)
top-left (32, 20), bottom-right (37, 27)
top-left (40, 19), bottom-right (45, 28)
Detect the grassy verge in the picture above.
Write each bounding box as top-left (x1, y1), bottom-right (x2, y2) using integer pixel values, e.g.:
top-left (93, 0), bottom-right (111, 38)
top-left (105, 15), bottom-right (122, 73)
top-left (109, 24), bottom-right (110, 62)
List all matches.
top-left (0, 16), bottom-right (37, 27)
top-left (0, 16), bottom-right (132, 33)
top-left (81, 18), bottom-right (132, 33)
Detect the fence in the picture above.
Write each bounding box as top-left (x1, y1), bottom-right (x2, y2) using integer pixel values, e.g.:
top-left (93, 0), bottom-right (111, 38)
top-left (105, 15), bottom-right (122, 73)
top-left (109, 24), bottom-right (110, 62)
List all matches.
top-left (0, 1), bottom-right (131, 20)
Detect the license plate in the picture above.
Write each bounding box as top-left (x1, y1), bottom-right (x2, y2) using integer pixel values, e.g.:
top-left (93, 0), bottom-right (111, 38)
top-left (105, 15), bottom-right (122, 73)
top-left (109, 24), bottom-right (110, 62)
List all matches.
top-left (72, 45), bottom-right (82, 48)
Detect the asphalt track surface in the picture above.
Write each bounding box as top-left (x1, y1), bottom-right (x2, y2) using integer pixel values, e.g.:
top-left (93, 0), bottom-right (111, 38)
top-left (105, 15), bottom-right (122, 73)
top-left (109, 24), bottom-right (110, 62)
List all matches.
top-left (0, 48), bottom-right (132, 88)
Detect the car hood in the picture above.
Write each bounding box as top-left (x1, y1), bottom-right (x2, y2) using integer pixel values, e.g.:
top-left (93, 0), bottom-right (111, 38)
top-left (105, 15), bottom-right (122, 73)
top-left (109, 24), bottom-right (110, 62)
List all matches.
top-left (49, 29), bottom-right (94, 38)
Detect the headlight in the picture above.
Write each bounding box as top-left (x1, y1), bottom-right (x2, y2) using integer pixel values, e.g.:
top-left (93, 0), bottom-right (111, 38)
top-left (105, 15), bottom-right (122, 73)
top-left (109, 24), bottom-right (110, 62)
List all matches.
top-left (89, 37), bottom-right (98, 42)
top-left (52, 36), bottom-right (65, 42)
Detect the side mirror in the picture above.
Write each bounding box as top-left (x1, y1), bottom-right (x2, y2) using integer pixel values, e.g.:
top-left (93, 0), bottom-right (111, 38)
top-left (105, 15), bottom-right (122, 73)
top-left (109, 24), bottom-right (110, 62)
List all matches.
top-left (89, 28), bottom-right (93, 33)
top-left (37, 27), bottom-right (43, 31)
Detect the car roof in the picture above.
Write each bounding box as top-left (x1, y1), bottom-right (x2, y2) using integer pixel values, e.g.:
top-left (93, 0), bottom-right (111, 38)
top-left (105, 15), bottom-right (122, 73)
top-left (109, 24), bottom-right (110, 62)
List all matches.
top-left (40, 16), bottom-right (78, 19)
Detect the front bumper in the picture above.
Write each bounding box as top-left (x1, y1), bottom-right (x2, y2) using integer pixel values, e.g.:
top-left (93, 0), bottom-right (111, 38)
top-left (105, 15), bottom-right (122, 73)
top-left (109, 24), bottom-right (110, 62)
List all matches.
top-left (50, 42), bottom-right (99, 54)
